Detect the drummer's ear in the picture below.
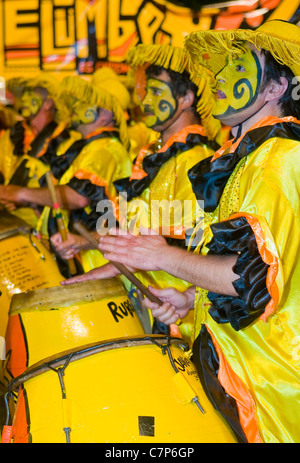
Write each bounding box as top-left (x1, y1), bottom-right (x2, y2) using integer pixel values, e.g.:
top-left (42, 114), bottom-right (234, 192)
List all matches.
top-left (43, 98), bottom-right (55, 113)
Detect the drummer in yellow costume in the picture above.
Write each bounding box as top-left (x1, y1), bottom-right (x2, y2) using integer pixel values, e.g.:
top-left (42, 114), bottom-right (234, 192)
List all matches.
top-left (0, 73), bottom-right (70, 228)
top-left (94, 21), bottom-right (300, 443)
top-left (0, 72), bottom-right (131, 277)
top-left (61, 44), bottom-right (223, 342)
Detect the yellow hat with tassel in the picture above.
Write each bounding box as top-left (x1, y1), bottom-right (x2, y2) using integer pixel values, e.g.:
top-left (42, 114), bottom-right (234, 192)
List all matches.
top-left (61, 75), bottom-right (129, 149)
top-left (92, 67), bottom-right (131, 112)
top-left (126, 43), bottom-right (221, 141)
top-left (185, 20), bottom-right (300, 82)
top-left (6, 73), bottom-right (70, 122)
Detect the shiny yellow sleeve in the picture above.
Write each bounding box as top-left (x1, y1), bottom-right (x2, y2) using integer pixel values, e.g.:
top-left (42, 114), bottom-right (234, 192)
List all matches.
top-left (61, 137), bottom-right (131, 198)
top-left (236, 138), bottom-right (300, 319)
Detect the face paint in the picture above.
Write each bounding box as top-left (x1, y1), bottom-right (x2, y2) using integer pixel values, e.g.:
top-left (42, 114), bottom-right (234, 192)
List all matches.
top-left (142, 78), bottom-right (178, 128)
top-left (213, 49), bottom-right (262, 120)
top-left (71, 101), bottom-right (99, 127)
top-left (19, 89), bottom-right (44, 119)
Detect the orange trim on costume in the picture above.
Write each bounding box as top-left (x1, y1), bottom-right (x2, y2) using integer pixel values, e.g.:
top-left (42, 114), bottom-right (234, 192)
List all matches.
top-left (229, 212), bottom-right (280, 322)
top-left (21, 122), bottom-right (35, 153)
top-left (130, 125), bottom-right (207, 181)
top-left (74, 169), bottom-right (112, 200)
top-left (158, 125), bottom-right (207, 153)
top-left (206, 326), bottom-right (262, 444)
top-left (84, 127), bottom-right (118, 140)
top-left (37, 123), bottom-right (67, 159)
top-left (129, 143), bottom-right (154, 180)
top-left (212, 116), bottom-right (300, 161)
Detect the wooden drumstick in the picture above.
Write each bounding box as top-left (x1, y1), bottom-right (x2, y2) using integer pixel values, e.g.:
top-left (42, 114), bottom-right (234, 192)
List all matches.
top-left (73, 221), bottom-right (163, 306)
top-left (45, 172), bottom-right (77, 276)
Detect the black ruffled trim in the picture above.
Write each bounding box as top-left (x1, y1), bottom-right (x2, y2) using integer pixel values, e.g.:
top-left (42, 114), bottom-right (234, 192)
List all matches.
top-left (207, 216), bottom-right (271, 331)
top-left (114, 132), bottom-right (219, 201)
top-left (9, 121), bottom-right (26, 156)
top-left (192, 325), bottom-right (248, 443)
top-left (188, 122), bottom-right (300, 212)
top-left (27, 121), bottom-right (58, 159)
top-left (39, 130), bottom-right (119, 186)
top-left (66, 176), bottom-right (111, 232)
top-left (67, 176), bottom-right (108, 203)
top-left (38, 127), bottom-right (71, 166)
top-left (9, 159), bottom-right (30, 187)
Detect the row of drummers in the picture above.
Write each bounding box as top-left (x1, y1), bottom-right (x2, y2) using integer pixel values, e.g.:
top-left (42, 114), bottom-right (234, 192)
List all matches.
top-left (0, 44), bottom-right (237, 442)
top-left (0, 214), bottom-right (236, 444)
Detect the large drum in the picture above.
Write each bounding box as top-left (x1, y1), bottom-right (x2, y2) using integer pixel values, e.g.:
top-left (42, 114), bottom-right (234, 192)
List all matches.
top-left (0, 211), bottom-right (64, 338)
top-left (7, 336), bottom-right (237, 443)
top-left (5, 279), bottom-right (145, 380)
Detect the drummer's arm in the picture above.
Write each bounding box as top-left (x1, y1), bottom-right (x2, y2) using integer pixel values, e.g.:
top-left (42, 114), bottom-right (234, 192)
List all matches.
top-left (60, 262), bottom-right (121, 285)
top-left (0, 185), bottom-right (90, 210)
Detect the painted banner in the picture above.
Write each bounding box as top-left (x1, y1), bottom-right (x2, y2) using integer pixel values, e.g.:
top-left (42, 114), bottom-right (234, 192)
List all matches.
top-left (0, 0), bottom-right (300, 79)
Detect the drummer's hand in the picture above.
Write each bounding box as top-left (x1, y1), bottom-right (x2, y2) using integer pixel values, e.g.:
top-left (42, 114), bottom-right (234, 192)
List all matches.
top-left (51, 232), bottom-right (88, 260)
top-left (60, 262), bottom-right (121, 286)
top-left (142, 286), bottom-right (195, 325)
top-left (98, 227), bottom-right (169, 271)
top-left (0, 199), bottom-right (17, 211)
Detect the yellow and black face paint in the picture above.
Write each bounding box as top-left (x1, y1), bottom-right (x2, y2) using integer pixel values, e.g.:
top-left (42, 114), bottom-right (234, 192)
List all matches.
top-left (142, 78), bottom-right (178, 128)
top-left (213, 49), bottom-right (262, 120)
top-left (19, 88), bottom-right (44, 119)
top-left (71, 100), bottom-right (99, 127)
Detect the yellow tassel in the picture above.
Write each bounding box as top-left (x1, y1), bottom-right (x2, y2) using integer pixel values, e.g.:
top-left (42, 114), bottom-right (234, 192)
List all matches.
top-left (61, 76), bottom-right (129, 149)
top-left (185, 22), bottom-right (300, 81)
top-left (127, 44), bottom-right (221, 141)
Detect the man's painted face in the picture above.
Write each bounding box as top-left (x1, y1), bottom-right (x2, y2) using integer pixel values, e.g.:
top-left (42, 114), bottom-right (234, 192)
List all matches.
top-left (71, 100), bottom-right (99, 127)
top-left (213, 48), bottom-right (262, 120)
top-left (142, 78), bottom-right (178, 128)
top-left (19, 89), bottom-right (44, 119)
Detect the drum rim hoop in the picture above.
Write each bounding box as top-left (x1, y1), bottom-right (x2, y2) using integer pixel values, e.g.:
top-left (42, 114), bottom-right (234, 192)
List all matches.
top-left (9, 278), bottom-right (128, 315)
top-left (9, 335), bottom-right (189, 392)
top-left (0, 211), bottom-right (29, 240)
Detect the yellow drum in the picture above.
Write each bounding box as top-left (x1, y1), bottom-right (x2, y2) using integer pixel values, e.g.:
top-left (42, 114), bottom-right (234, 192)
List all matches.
top-left (5, 279), bottom-right (145, 380)
top-left (0, 211), bottom-right (64, 338)
top-left (8, 336), bottom-right (237, 443)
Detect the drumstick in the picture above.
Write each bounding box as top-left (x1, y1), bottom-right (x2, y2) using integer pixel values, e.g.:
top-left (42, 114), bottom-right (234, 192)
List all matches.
top-left (73, 221), bottom-right (163, 306)
top-left (45, 172), bottom-right (77, 276)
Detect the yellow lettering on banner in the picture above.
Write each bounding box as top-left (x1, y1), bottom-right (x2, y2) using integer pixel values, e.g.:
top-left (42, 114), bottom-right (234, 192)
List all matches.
top-left (0, 0), bottom-right (299, 78)
top-left (137, 3), bottom-right (165, 44)
top-left (3, 0), bottom-right (40, 69)
top-left (40, 0), bottom-right (76, 71)
top-left (107, 0), bottom-right (139, 62)
top-left (76, 0), bottom-right (107, 68)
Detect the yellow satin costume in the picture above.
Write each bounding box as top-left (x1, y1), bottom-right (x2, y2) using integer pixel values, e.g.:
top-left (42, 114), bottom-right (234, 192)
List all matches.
top-left (119, 125), bottom-right (216, 343)
top-left (0, 122), bottom-right (66, 228)
top-left (192, 117), bottom-right (300, 443)
top-left (39, 128), bottom-right (132, 273)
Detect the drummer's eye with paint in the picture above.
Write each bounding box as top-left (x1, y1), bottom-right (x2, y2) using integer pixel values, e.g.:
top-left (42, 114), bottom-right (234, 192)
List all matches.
top-left (142, 78), bottom-right (178, 128)
top-left (213, 49), bottom-right (262, 119)
top-left (71, 101), bottom-right (99, 126)
top-left (19, 89), bottom-right (44, 118)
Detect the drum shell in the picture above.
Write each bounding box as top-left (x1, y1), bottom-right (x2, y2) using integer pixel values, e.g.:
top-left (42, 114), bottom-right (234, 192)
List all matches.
top-left (5, 280), bottom-right (145, 379)
top-left (0, 231), bottom-right (64, 338)
top-left (10, 336), bottom-right (237, 443)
